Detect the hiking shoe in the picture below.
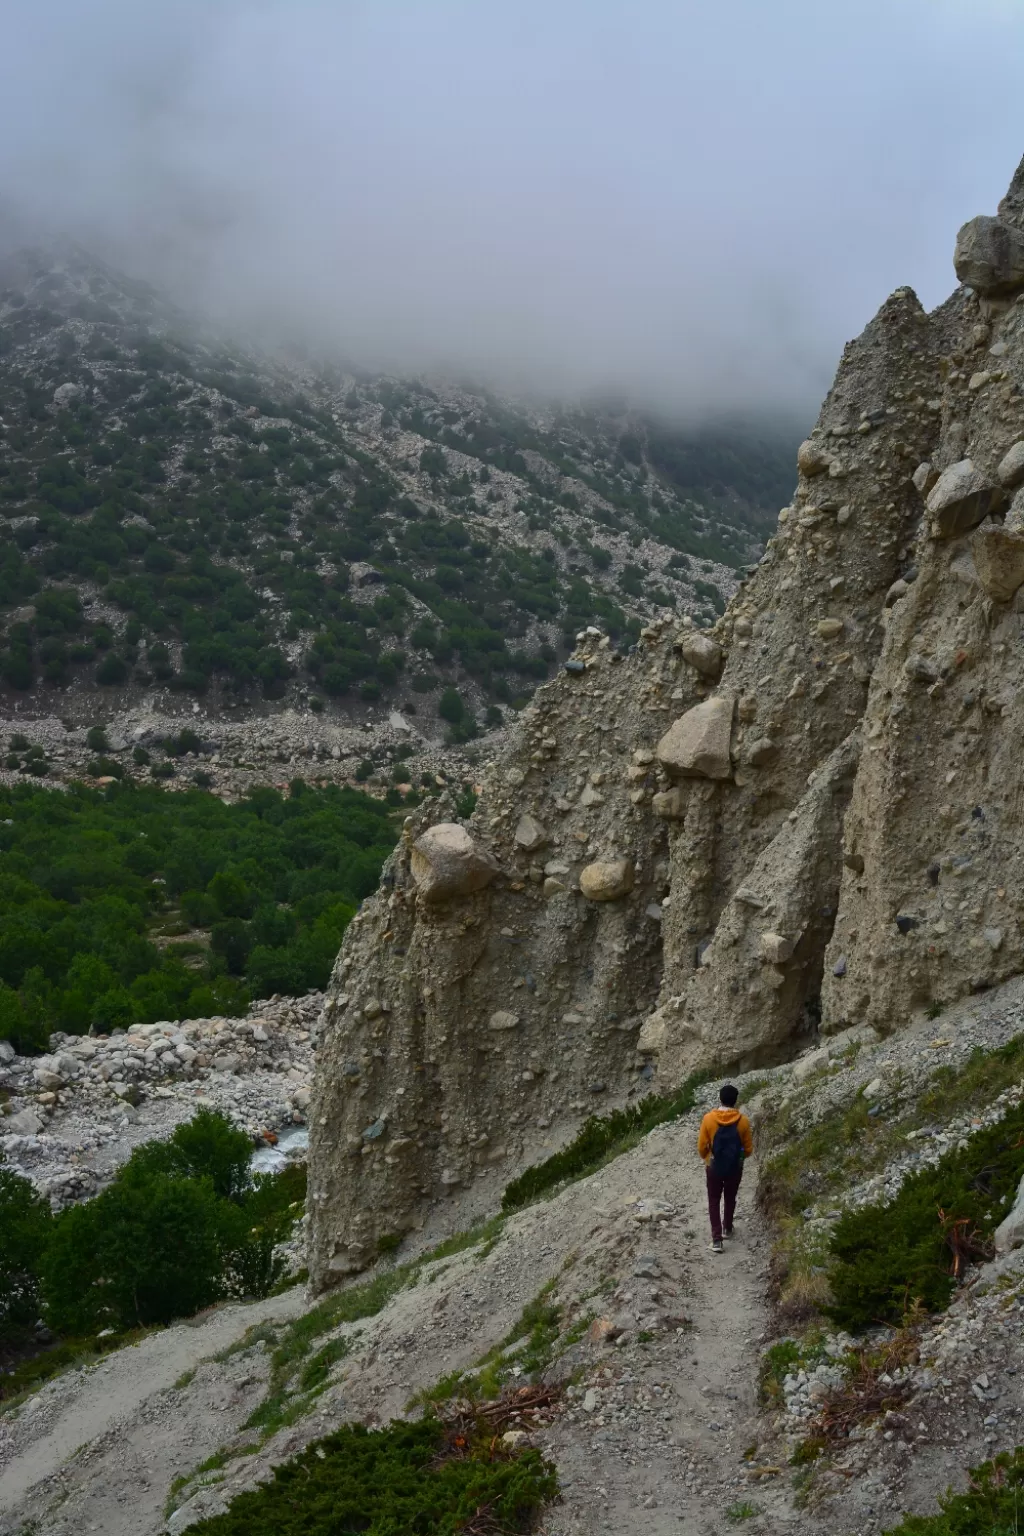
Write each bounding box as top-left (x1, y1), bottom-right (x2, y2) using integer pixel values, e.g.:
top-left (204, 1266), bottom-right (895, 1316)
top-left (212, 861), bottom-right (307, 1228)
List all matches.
top-left (724, 1226), bottom-right (735, 1239)
top-left (710, 1238), bottom-right (724, 1254)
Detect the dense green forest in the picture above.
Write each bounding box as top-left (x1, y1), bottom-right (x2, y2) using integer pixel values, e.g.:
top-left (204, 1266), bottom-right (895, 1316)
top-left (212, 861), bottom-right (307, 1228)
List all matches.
top-left (0, 779), bottom-right (396, 1049)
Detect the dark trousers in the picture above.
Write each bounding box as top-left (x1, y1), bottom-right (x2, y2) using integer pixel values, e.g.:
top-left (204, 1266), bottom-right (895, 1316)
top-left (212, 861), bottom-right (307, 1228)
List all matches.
top-left (706, 1164), bottom-right (742, 1242)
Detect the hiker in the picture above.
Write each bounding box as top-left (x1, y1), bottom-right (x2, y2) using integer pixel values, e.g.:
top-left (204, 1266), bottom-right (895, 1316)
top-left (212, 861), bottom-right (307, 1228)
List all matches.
top-left (698, 1083), bottom-right (753, 1254)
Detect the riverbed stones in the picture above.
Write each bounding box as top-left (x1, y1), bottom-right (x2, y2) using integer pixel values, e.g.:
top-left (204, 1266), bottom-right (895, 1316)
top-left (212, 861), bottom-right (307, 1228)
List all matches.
top-left (926, 460), bottom-right (1005, 539)
top-left (579, 859), bottom-right (634, 902)
top-left (656, 696), bottom-right (734, 780)
top-left (410, 823), bottom-right (499, 903)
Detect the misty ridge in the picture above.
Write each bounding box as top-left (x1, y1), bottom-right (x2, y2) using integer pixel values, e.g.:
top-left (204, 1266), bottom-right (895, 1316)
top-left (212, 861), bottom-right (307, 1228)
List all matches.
top-left (3, 0), bottom-right (1024, 424)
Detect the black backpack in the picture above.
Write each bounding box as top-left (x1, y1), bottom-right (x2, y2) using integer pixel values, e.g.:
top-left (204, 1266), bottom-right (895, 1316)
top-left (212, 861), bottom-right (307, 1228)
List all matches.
top-left (710, 1121), bottom-right (743, 1178)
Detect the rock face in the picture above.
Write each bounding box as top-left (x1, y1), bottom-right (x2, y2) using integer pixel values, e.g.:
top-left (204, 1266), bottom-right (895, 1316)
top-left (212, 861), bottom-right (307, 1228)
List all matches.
top-left (308, 152), bottom-right (1024, 1286)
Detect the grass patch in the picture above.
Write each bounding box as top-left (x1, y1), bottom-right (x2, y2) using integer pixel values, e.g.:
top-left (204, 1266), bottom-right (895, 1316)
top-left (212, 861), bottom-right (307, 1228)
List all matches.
top-left (881, 1445), bottom-right (1024, 1533)
top-left (181, 1414), bottom-right (557, 1536)
top-left (173, 1366), bottom-right (196, 1391)
top-left (412, 1282), bottom-right (564, 1410)
top-left (725, 1502), bottom-right (762, 1523)
top-left (827, 1102), bottom-right (1024, 1331)
top-left (502, 1070), bottom-right (711, 1211)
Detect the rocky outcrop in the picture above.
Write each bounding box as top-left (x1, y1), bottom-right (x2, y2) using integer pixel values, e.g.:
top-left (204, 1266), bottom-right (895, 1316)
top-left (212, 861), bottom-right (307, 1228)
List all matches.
top-left (309, 152), bottom-right (1024, 1286)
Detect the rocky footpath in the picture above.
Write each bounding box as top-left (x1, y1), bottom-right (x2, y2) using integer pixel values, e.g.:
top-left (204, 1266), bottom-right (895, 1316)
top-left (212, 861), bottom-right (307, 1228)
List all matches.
top-left (0, 991), bottom-right (321, 1207)
top-left (308, 151), bottom-right (1024, 1285)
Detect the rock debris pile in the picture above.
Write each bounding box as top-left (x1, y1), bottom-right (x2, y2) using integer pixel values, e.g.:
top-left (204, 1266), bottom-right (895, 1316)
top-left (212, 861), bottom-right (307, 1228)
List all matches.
top-left (0, 992), bottom-right (321, 1206)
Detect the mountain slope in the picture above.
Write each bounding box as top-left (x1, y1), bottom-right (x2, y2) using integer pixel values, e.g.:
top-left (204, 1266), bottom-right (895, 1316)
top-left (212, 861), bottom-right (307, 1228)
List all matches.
top-left (0, 243), bottom-right (799, 734)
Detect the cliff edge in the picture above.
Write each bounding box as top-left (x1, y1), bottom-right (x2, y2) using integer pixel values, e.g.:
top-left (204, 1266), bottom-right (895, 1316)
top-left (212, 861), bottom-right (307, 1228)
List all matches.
top-left (308, 153), bottom-right (1024, 1285)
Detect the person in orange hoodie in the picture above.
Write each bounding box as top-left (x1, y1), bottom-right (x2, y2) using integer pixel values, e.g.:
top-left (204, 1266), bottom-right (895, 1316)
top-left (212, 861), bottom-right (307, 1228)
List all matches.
top-left (698, 1084), bottom-right (753, 1254)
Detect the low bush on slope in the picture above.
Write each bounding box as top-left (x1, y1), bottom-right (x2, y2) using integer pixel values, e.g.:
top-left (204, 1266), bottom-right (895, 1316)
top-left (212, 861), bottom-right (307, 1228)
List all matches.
top-left (882, 1446), bottom-right (1024, 1534)
top-left (0, 1110), bottom-right (303, 1355)
top-left (501, 1070), bottom-right (711, 1210)
top-left (827, 1102), bottom-right (1024, 1332)
top-left (183, 1414), bottom-right (557, 1536)
top-left (0, 779), bottom-right (394, 1050)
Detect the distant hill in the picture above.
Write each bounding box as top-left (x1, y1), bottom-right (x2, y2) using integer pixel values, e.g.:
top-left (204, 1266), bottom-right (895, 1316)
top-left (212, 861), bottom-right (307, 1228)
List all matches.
top-left (0, 243), bottom-right (801, 731)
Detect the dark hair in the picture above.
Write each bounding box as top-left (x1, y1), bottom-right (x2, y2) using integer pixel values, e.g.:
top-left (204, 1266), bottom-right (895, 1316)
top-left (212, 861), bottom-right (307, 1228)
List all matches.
top-left (719, 1083), bottom-right (738, 1107)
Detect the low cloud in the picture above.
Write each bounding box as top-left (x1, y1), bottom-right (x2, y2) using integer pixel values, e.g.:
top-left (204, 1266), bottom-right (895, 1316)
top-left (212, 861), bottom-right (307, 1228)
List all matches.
top-left (2, 0), bottom-right (1023, 417)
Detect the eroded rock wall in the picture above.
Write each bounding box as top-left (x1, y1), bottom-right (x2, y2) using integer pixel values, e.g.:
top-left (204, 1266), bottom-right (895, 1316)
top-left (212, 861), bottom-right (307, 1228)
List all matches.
top-left (309, 152), bottom-right (1024, 1287)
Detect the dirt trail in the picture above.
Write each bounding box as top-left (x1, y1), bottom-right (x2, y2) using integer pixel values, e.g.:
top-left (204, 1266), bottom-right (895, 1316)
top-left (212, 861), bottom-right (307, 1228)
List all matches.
top-left (0, 1287), bottom-right (306, 1524)
top-left (0, 1100), bottom-right (810, 1536)
top-left (539, 1121), bottom-right (799, 1534)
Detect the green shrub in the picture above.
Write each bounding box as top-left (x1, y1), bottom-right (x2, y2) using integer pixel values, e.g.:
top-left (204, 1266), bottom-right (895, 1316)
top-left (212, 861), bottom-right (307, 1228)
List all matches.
top-left (828, 1103), bottom-right (1024, 1332)
top-left (0, 1157), bottom-right (53, 1342)
top-left (503, 1071), bottom-right (710, 1210)
top-left (41, 1170), bottom-right (227, 1333)
top-left (86, 756), bottom-right (124, 779)
top-left (85, 725), bottom-right (108, 751)
top-left (184, 1416), bottom-right (557, 1536)
top-left (151, 760), bottom-right (175, 779)
top-left (39, 1113), bottom-right (302, 1334)
top-left (882, 1446), bottom-right (1024, 1533)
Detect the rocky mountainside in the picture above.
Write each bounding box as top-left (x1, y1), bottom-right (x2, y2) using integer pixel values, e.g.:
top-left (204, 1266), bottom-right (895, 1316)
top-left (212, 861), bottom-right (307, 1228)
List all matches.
top-left (0, 243), bottom-right (796, 757)
top-left (308, 154), bottom-right (1024, 1282)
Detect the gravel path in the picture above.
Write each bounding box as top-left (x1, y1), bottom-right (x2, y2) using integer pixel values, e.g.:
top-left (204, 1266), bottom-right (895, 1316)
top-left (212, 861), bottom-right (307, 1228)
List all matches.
top-left (0, 1287), bottom-right (306, 1525)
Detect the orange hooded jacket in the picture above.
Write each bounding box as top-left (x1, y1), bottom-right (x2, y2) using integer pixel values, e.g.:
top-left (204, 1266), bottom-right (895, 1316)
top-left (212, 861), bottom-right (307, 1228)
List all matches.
top-left (697, 1106), bottom-right (753, 1166)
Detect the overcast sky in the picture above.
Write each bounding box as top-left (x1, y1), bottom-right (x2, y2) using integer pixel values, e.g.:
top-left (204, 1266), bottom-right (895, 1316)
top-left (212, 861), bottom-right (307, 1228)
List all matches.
top-left (1, 0), bottom-right (1023, 418)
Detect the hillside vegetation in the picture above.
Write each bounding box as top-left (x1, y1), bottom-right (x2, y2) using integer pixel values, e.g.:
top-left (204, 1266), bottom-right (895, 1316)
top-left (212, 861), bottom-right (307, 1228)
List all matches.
top-left (0, 778), bottom-right (395, 1048)
top-left (0, 244), bottom-right (798, 727)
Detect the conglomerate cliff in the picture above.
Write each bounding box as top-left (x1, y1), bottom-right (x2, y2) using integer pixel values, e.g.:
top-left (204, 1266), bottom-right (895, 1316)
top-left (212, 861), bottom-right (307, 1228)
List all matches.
top-left (308, 155), bottom-right (1024, 1285)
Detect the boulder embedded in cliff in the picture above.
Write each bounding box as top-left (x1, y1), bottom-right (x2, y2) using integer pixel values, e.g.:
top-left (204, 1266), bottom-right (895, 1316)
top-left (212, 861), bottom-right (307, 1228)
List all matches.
top-left (797, 439), bottom-right (829, 476)
top-left (971, 525), bottom-right (1024, 602)
top-left (954, 215), bottom-right (1024, 296)
top-left (926, 460), bottom-right (1005, 539)
top-left (759, 931), bottom-right (795, 964)
top-left (998, 441), bottom-right (1024, 489)
top-left (652, 786), bottom-right (688, 819)
top-left (579, 859), bottom-right (634, 901)
top-left (656, 697), bottom-right (734, 780)
top-left (678, 630), bottom-right (723, 679)
top-left (410, 823), bottom-right (499, 903)
top-left (514, 813), bottom-right (548, 853)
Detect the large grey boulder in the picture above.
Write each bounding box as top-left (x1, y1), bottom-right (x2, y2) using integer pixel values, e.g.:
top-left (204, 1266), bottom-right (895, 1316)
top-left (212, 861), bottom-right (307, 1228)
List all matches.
top-left (4, 1108), bottom-right (43, 1136)
top-left (954, 216), bottom-right (1024, 296)
top-left (678, 630), bottom-right (723, 679)
top-left (971, 525), bottom-right (1024, 602)
top-left (410, 823), bottom-right (499, 903)
top-left (656, 696), bottom-right (734, 780)
top-left (926, 460), bottom-right (1005, 540)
